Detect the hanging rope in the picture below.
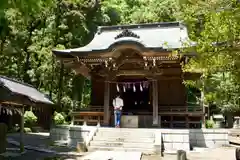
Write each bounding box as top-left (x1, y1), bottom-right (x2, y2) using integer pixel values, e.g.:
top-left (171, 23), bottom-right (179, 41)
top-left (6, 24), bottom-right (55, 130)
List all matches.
top-left (102, 79), bottom-right (153, 84)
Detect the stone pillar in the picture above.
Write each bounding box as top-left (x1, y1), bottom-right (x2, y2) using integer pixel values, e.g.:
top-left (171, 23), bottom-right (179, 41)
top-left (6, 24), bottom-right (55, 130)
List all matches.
top-left (152, 80), bottom-right (159, 126)
top-left (234, 116), bottom-right (240, 128)
top-left (104, 81), bottom-right (110, 125)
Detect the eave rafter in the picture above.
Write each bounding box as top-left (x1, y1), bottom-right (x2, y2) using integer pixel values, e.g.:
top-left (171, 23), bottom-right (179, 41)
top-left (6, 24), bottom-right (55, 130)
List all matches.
top-left (61, 53), bottom-right (181, 78)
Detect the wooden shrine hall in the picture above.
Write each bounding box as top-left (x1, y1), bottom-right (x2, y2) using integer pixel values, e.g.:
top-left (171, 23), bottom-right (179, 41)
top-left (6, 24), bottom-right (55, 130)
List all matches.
top-left (52, 22), bottom-right (204, 129)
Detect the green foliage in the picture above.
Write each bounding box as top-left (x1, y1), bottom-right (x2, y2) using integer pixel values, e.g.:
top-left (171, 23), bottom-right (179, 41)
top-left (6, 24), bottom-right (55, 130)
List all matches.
top-left (53, 111), bottom-right (66, 125)
top-left (24, 127), bottom-right (32, 133)
top-left (205, 119), bottom-right (215, 128)
top-left (181, 0), bottom-right (240, 112)
top-left (0, 0), bottom-right (240, 114)
top-left (24, 111), bottom-right (38, 128)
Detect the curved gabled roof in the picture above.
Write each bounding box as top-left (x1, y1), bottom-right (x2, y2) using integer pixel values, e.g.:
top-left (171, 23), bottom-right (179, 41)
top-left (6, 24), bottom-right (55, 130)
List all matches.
top-left (53, 22), bottom-right (196, 57)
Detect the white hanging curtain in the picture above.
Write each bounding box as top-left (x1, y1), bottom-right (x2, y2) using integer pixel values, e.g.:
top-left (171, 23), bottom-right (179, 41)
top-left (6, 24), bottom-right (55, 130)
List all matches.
top-left (116, 83), bottom-right (120, 92)
top-left (140, 83), bottom-right (143, 92)
top-left (133, 83), bottom-right (136, 92)
top-left (123, 84), bottom-right (126, 92)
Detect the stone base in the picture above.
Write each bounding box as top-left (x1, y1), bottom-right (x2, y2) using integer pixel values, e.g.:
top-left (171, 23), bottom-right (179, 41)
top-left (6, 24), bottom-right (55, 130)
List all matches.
top-left (77, 142), bottom-right (87, 153)
top-left (121, 116), bottom-right (138, 128)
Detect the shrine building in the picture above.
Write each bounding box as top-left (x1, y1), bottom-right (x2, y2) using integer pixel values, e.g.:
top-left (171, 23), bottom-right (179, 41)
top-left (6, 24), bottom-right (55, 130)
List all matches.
top-left (52, 22), bottom-right (204, 129)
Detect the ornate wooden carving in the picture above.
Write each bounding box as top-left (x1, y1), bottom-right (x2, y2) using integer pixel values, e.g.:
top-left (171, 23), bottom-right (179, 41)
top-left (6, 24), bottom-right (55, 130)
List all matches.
top-left (114, 29), bottom-right (140, 39)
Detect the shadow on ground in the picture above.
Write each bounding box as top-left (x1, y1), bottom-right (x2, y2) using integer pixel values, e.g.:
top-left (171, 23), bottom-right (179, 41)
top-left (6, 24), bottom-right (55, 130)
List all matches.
top-left (5, 133), bottom-right (84, 160)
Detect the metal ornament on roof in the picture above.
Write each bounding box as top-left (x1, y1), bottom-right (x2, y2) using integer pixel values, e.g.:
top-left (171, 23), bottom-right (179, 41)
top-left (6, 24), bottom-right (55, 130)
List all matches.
top-left (114, 29), bottom-right (140, 39)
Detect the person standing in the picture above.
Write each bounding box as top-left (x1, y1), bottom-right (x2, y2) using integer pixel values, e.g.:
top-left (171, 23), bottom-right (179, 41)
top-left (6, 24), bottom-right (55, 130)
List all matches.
top-left (112, 93), bottom-right (124, 128)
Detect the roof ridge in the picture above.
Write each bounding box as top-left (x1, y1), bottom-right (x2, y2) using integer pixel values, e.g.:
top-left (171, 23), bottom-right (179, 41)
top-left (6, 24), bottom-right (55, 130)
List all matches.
top-left (98, 21), bottom-right (183, 33)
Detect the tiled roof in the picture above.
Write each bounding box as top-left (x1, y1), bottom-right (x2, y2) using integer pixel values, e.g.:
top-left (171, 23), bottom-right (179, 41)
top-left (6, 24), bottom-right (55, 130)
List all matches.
top-left (0, 76), bottom-right (53, 105)
top-left (53, 22), bottom-right (196, 56)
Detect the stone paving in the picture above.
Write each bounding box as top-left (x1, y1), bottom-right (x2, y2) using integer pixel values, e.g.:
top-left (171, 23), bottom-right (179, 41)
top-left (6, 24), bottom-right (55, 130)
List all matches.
top-left (80, 151), bottom-right (142, 160)
top-left (160, 147), bottom-right (236, 160)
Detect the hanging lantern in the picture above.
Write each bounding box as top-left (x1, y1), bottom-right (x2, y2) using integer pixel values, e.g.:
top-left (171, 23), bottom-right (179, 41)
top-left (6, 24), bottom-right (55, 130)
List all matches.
top-left (133, 83), bottom-right (136, 92)
top-left (116, 83), bottom-right (120, 92)
top-left (140, 83), bottom-right (143, 92)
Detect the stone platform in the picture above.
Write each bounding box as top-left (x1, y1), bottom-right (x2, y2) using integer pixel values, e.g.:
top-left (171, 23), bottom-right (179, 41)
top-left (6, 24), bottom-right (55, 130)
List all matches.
top-left (50, 125), bottom-right (229, 154)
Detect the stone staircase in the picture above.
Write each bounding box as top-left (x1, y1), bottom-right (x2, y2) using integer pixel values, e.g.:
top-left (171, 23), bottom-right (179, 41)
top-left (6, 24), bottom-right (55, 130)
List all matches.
top-left (88, 128), bottom-right (158, 154)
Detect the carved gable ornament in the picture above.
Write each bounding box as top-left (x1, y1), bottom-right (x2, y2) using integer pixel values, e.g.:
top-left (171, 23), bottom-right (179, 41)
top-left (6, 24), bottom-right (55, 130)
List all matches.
top-left (114, 29), bottom-right (140, 40)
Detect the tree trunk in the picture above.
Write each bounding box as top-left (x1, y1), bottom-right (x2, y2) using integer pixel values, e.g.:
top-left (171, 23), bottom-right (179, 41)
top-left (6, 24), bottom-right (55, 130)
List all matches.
top-left (23, 51), bottom-right (31, 83)
top-left (0, 37), bottom-right (6, 55)
top-left (57, 62), bottom-right (64, 107)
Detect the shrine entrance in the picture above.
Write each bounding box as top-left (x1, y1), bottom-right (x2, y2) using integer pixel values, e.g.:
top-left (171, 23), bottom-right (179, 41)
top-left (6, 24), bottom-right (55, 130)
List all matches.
top-left (113, 77), bottom-right (151, 114)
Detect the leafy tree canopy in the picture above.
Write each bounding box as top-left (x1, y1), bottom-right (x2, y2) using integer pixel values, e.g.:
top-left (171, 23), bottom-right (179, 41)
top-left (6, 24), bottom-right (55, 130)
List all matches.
top-left (0, 0), bottom-right (240, 113)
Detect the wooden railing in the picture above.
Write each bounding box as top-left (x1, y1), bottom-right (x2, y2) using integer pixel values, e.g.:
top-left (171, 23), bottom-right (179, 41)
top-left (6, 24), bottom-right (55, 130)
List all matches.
top-left (71, 105), bottom-right (202, 126)
top-left (72, 111), bottom-right (104, 126)
top-left (78, 105), bottom-right (202, 113)
top-left (72, 105), bottom-right (105, 125)
top-left (159, 105), bottom-right (202, 112)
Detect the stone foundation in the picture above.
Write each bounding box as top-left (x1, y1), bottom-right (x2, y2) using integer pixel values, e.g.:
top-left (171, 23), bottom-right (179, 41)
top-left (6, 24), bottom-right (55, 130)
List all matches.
top-left (189, 129), bottom-right (229, 148)
top-left (160, 129), bottom-right (228, 151)
top-left (50, 125), bottom-right (96, 147)
top-left (50, 125), bottom-right (70, 142)
top-left (161, 129), bottom-right (190, 151)
top-left (50, 126), bottom-right (229, 152)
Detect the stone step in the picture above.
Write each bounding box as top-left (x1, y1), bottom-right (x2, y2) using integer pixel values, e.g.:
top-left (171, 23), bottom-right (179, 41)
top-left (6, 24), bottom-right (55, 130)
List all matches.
top-left (98, 128), bottom-right (155, 134)
top-left (93, 136), bottom-right (155, 143)
top-left (99, 127), bottom-right (155, 131)
top-left (87, 146), bottom-right (156, 154)
top-left (90, 141), bottom-right (155, 149)
top-left (96, 132), bottom-right (154, 138)
top-left (98, 129), bottom-right (154, 134)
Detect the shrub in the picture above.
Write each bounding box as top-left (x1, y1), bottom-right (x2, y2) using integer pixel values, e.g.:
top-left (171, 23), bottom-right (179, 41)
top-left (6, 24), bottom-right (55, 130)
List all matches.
top-left (53, 112), bottom-right (66, 125)
top-left (24, 127), bottom-right (32, 133)
top-left (205, 120), bottom-right (214, 128)
top-left (24, 111), bottom-right (37, 128)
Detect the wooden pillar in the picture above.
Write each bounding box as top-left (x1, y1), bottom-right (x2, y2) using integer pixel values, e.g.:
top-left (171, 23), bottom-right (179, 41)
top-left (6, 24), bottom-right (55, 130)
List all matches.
top-left (20, 106), bottom-right (24, 153)
top-left (170, 116), bottom-right (173, 128)
top-left (104, 80), bottom-right (110, 125)
top-left (152, 80), bottom-right (159, 126)
top-left (201, 90), bottom-right (205, 128)
top-left (186, 116), bottom-right (189, 128)
top-left (201, 76), bottom-right (205, 128)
